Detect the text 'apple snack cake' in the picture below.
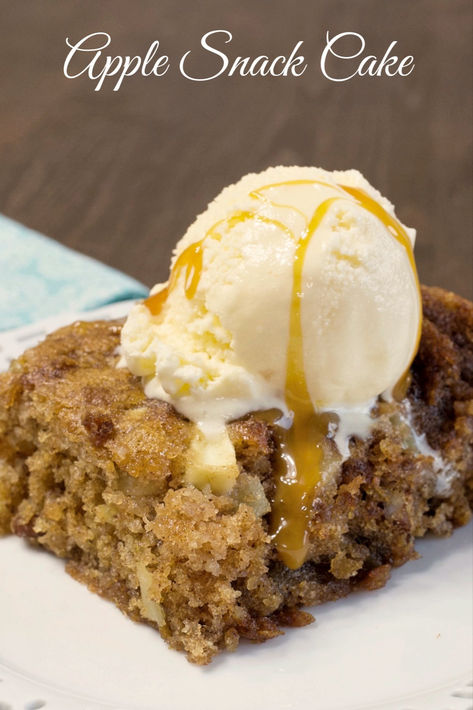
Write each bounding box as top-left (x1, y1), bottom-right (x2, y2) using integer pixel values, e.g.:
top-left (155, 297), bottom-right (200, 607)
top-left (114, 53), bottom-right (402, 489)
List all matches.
top-left (0, 166), bottom-right (472, 663)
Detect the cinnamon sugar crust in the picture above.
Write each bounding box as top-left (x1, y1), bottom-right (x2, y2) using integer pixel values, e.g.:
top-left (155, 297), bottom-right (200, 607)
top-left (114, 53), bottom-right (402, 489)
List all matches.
top-left (0, 286), bottom-right (472, 663)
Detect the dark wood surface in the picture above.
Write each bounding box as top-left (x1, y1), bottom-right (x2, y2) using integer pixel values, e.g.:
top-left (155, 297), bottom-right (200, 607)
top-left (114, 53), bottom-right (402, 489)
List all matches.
top-left (0, 0), bottom-right (471, 299)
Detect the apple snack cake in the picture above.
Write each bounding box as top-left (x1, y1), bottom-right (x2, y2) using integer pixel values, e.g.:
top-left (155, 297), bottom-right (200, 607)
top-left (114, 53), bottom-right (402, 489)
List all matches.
top-left (0, 285), bottom-right (472, 664)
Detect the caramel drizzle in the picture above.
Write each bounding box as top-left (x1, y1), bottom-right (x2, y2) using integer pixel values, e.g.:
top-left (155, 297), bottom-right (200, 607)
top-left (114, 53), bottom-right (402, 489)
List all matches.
top-left (144, 179), bottom-right (422, 570)
top-left (145, 211), bottom-right (293, 316)
top-left (270, 197), bottom-right (339, 569)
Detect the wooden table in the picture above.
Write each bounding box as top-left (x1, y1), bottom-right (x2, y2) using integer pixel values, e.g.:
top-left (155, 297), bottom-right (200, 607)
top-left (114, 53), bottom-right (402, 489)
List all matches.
top-left (0, 0), bottom-right (471, 298)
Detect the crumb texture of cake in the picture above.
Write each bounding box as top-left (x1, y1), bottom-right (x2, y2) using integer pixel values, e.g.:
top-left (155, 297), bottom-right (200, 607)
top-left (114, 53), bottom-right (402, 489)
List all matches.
top-left (0, 286), bottom-right (472, 664)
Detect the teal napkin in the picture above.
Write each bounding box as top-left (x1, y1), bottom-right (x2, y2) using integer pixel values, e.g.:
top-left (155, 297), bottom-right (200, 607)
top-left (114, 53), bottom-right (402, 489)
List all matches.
top-left (0, 214), bottom-right (149, 331)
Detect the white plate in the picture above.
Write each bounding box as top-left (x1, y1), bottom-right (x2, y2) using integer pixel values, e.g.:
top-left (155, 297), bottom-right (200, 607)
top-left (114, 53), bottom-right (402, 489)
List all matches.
top-left (0, 303), bottom-right (472, 710)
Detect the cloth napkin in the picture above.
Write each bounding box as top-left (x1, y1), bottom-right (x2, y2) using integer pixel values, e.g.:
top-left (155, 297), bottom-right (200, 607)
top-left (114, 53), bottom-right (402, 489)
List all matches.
top-left (0, 214), bottom-right (149, 331)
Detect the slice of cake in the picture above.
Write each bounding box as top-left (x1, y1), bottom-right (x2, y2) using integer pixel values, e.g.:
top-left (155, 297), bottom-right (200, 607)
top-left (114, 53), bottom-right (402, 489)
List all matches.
top-left (0, 167), bottom-right (472, 664)
top-left (0, 285), bottom-right (471, 664)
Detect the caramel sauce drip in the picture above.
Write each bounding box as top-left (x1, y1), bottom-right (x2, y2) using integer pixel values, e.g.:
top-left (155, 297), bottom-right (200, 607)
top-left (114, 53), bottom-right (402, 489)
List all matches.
top-left (392, 371), bottom-right (412, 402)
top-left (143, 178), bottom-right (422, 570)
top-left (266, 182), bottom-right (422, 568)
top-left (340, 184), bottom-right (422, 359)
top-left (145, 239), bottom-right (204, 316)
top-left (269, 198), bottom-right (338, 569)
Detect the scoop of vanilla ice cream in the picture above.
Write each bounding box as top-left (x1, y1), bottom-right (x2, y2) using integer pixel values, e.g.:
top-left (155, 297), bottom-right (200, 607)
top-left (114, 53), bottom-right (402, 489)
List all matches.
top-left (121, 166), bottom-right (420, 433)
